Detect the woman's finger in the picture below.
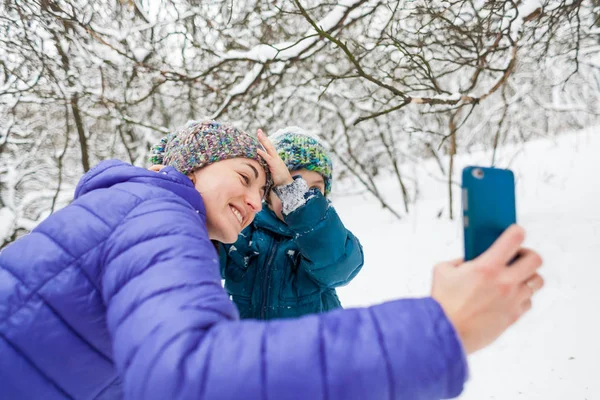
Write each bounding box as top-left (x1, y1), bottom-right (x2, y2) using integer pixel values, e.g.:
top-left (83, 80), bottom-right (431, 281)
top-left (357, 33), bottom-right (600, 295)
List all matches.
top-left (257, 149), bottom-right (277, 170)
top-left (516, 273), bottom-right (544, 303)
top-left (478, 224), bottom-right (525, 267)
top-left (257, 129), bottom-right (278, 156)
top-left (506, 248), bottom-right (543, 284)
top-left (257, 131), bottom-right (294, 186)
top-left (520, 298), bottom-right (533, 315)
top-left (448, 258), bottom-right (464, 267)
top-left (257, 149), bottom-right (283, 176)
top-left (148, 164), bottom-right (164, 172)
top-left (257, 148), bottom-right (268, 158)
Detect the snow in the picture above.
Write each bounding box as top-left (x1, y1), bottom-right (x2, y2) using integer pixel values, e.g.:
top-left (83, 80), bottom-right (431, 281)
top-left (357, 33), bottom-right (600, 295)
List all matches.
top-left (226, 43), bottom-right (297, 63)
top-left (332, 126), bottom-right (600, 399)
top-left (315, 0), bottom-right (364, 32)
top-left (228, 63), bottom-right (263, 96)
top-left (506, 0), bottom-right (543, 41)
top-left (276, 176), bottom-right (310, 216)
top-left (131, 46), bottom-right (151, 63)
top-left (0, 208), bottom-right (15, 243)
top-left (217, 0), bottom-right (367, 100)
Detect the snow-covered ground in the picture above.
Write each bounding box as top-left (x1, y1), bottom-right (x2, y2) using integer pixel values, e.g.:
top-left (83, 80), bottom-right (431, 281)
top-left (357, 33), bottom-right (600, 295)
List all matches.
top-left (333, 127), bottom-right (600, 399)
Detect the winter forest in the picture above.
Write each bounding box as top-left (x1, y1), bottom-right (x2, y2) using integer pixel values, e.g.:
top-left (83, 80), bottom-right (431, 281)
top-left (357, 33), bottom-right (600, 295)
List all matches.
top-left (1, 0), bottom-right (598, 247)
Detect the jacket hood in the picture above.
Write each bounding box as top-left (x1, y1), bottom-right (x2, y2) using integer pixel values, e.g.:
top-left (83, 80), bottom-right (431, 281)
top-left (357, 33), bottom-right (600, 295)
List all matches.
top-left (74, 159), bottom-right (205, 213)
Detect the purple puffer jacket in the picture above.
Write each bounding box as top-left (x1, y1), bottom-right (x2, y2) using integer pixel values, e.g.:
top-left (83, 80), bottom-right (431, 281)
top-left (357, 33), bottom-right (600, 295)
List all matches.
top-left (0, 160), bottom-right (467, 400)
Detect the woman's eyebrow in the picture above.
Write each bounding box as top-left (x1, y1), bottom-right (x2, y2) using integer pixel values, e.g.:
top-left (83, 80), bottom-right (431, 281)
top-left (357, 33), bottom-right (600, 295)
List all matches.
top-left (242, 162), bottom-right (259, 179)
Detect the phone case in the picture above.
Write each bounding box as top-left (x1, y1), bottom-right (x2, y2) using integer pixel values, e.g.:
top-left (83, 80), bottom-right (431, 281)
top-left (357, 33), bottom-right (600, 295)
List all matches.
top-left (462, 166), bottom-right (516, 261)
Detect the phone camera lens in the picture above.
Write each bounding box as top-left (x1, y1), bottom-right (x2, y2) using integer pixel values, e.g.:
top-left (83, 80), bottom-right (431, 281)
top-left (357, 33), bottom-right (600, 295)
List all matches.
top-left (472, 168), bottom-right (484, 179)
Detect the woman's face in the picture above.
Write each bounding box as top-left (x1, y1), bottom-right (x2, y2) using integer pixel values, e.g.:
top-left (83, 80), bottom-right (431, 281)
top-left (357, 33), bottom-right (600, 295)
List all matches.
top-left (191, 158), bottom-right (267, 243)
top-left (268, 169), bottom-right (325, 221)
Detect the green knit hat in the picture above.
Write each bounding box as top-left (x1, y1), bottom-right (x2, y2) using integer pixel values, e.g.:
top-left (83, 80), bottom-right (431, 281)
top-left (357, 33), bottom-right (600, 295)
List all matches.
top-left (270, 127), bottom-right (333, 195)
top-left (150, 119), bottom-right (273, 194)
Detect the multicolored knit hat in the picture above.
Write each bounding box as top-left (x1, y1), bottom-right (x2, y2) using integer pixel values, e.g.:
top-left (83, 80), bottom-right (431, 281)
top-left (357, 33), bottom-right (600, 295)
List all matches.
top-left (270, 127), bottom-right (333, 195)
top-left (150, 119), bottom-right (273, 194)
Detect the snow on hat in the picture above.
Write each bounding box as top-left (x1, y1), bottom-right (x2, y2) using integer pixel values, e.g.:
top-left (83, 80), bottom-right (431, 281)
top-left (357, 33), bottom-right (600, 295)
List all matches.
top-left (150, 119), bottom-right (273, 193)
top-left (270, 127), bottom-right (333, 195)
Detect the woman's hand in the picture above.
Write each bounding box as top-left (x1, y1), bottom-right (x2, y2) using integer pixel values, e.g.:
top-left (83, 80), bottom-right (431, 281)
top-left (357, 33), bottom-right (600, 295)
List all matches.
top-left (256, 129), bottom-right (294, 187)
top-left (432, 225), bottom-right (544, 355)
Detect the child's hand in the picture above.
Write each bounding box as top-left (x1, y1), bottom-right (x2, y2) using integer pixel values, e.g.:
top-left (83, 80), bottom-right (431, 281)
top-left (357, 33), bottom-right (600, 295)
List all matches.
top-left (257, 129), bottom-right (294, 187)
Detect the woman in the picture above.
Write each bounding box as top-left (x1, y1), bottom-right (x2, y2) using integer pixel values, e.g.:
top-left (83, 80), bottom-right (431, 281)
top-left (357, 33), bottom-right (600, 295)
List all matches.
top-left (0, 119), bottom-right (544, 400)
top-left (221, 127), bottom-right (364, 319)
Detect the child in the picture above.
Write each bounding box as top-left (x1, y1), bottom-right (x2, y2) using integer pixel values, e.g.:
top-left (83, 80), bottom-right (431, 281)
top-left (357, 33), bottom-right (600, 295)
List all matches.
top-left (220, 127), bottom-right (364, 319)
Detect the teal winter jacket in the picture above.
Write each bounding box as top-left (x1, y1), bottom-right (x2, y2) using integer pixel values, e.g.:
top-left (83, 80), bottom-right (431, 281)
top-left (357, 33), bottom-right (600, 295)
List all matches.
top-left (220, 187), bottom-right (364, 319)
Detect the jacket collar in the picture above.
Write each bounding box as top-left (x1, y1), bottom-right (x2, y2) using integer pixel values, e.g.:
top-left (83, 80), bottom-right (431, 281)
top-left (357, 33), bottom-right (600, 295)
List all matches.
top-left (253, 204), bottom-right (293, 237)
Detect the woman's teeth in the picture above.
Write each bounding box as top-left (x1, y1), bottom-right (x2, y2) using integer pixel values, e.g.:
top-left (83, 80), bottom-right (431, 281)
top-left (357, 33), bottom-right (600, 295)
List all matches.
top-left (231, 206), bottom-right (243, 225)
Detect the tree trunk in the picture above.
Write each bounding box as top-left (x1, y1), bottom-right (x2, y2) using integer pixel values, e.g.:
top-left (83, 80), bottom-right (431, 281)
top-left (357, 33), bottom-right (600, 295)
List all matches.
top-left (448, 113), bottom-right (458, 220)
top-left (71, 94), bottom-right (90, 172)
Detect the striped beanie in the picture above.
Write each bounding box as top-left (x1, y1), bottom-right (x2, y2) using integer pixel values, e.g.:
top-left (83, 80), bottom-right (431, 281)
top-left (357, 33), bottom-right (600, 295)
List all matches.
top-left (150, 119), bottom-right (273, 193)
top-left (270, 127), bottom-right (333, 195)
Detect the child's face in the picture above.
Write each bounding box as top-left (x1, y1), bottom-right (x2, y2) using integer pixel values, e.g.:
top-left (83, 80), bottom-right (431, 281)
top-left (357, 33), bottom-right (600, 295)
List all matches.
top-left (269, 169), bottom-right (325, 221)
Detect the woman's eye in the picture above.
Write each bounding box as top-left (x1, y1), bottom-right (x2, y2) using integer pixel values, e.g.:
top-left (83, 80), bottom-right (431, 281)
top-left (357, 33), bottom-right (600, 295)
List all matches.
top-left (239, 174), bottom-right (250, 184)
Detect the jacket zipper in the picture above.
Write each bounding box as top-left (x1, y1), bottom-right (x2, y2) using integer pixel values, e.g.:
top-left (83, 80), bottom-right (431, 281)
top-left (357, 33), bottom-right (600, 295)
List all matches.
top-left (260, 237), bottom-right (279, 319)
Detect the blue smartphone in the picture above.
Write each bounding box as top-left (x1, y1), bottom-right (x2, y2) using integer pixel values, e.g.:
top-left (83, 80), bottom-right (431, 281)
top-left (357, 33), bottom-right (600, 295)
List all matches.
top-left (462, 166), bottom-right (516, 261)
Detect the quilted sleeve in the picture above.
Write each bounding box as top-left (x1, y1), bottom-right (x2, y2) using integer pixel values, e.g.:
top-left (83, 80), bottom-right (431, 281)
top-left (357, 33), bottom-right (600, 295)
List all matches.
top-left (101, 197), bottom-right (467, 400)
